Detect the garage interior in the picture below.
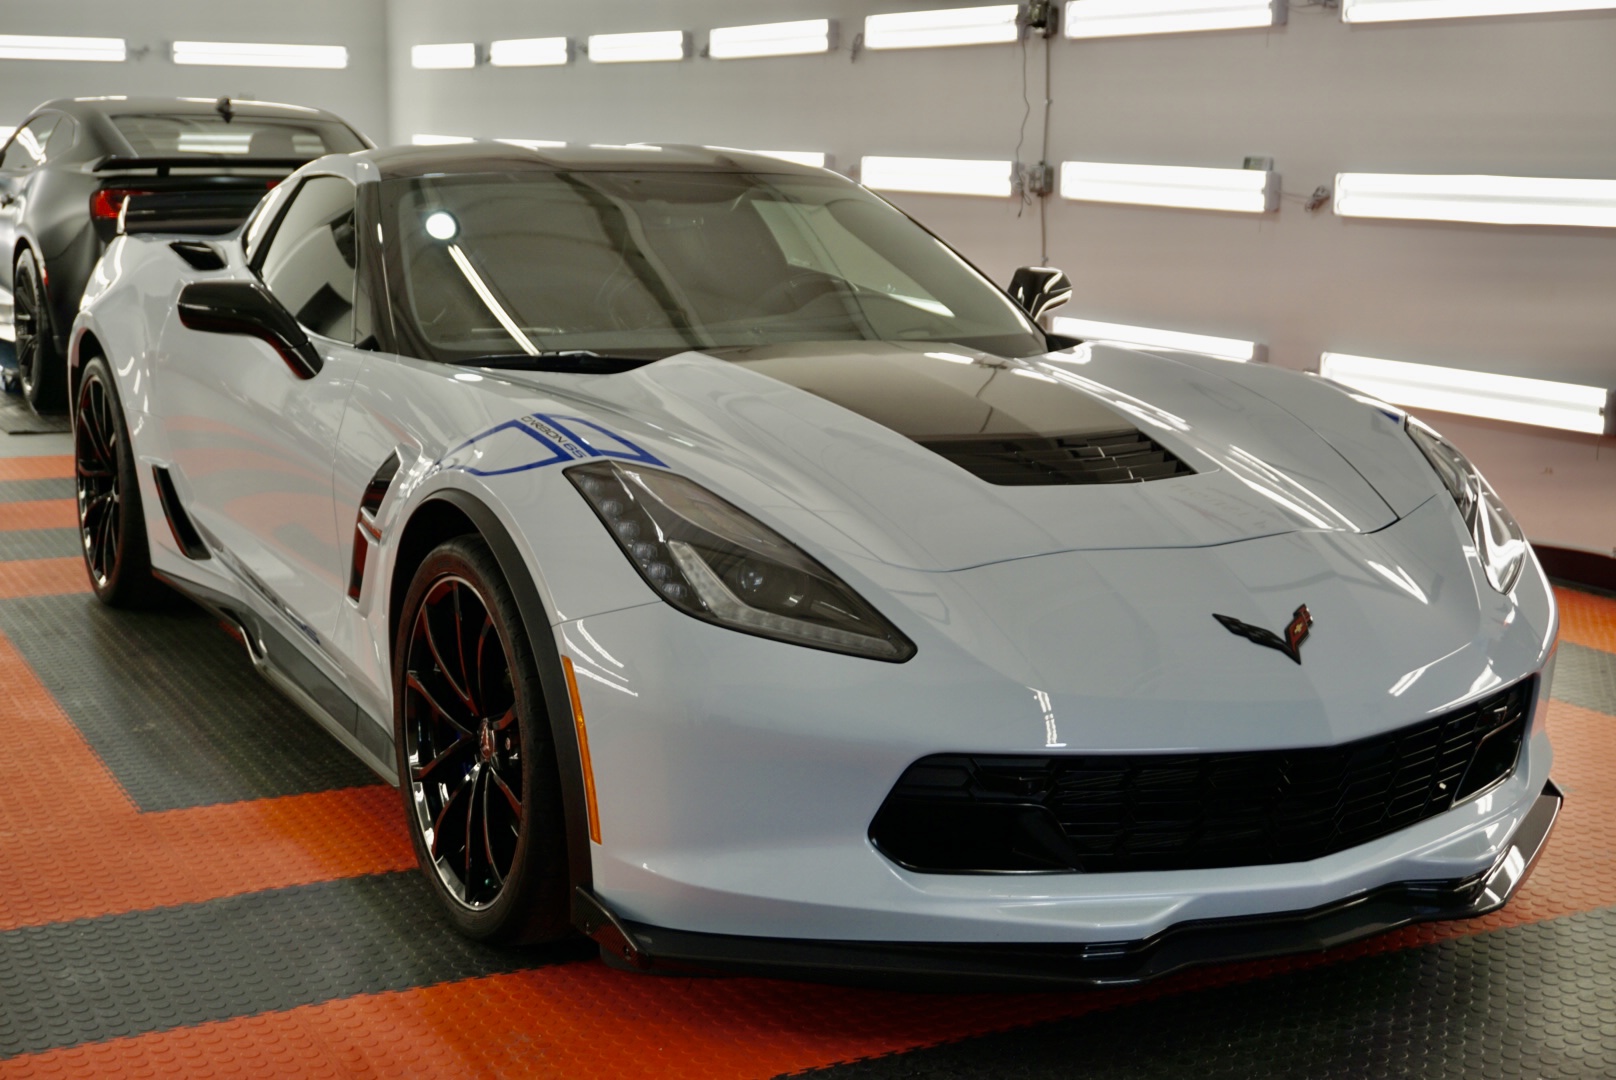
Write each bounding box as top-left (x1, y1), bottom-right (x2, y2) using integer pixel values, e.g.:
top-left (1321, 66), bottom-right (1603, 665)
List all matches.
top-left (2, 1), bottom-right (1615, 1076)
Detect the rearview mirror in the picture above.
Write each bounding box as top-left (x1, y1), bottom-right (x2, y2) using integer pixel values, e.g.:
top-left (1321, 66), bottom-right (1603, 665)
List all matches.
top-left (1008, 266), bottom-right (1073, 324)
top-left (176, 280), bottom-right (322, 379)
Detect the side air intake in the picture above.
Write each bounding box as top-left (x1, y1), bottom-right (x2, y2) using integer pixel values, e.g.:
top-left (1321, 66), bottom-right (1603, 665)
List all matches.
top-left (349, 453), bottom-right (401, 601)
top-left (150, 465), bottom-right (210, 560)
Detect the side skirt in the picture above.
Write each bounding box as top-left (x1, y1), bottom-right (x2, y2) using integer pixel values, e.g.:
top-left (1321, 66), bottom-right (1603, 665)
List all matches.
top-left (153, 568), bottom-right (398, 784)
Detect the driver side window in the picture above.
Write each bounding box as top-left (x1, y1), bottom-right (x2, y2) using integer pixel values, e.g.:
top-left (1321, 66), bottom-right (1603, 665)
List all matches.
top-left (0, 116), bottom-right (59, 171)
top-left (256, 175), bottom-right (358, 343)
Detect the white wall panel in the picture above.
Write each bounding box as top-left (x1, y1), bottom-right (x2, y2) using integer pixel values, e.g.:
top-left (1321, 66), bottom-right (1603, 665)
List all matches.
top-left (0, 0), bottom-right (389, 141)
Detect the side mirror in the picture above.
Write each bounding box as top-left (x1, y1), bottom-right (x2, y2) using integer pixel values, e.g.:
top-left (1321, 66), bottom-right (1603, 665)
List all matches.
top-left (176, 280), bottom-right (322, 379)
top-left (1008, 266), bottom-right (1073, 324)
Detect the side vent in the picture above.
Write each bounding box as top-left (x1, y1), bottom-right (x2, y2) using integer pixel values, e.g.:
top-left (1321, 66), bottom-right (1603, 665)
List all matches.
top-left (920, 430), bottom-right (1195, 486)
top-left (151, 466), bottom-right (210, 559)
top-left (349, 452), bottom-right (402, 601)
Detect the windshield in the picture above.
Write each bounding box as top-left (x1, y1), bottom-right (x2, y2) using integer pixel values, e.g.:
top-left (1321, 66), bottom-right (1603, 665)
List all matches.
top-left (111, 113), bottom-right (365, 158)
top-left (382, 170), bottom-right (1046, 361)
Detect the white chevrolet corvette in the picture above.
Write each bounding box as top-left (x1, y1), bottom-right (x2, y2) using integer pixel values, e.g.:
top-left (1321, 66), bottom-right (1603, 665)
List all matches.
top-left (69, 144), bottom-right (1559, 985)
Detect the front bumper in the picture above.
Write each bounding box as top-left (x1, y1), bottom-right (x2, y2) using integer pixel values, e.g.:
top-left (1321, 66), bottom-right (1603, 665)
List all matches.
top-left (576, 780), bottom-right (1561, 988)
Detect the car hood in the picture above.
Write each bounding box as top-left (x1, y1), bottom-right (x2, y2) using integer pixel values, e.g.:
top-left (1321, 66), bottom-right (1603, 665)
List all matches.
top-left (485, 341), bottom-right (1403, 573)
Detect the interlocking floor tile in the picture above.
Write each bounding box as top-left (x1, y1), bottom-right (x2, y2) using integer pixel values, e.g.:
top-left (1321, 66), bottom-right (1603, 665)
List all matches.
top-left (0, 594), bottom-right (378, 810)
top-left (1552, 643), bottom-right (1616, 719)
top-left (1553, 586), bottom-right (1616, 655)
top-left (0, 527), bottom-right (82, 562)
top-left (0, 477), bottom-right (71, 503)
top-left (793, 908), bottom-right (1616, 1080)
top-left (0, 873), bottom-right (587, 1060)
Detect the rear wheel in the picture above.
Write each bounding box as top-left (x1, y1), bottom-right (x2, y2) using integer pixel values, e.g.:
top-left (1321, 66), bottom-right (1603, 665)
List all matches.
top-left (75, 355), bottom-right (164, 608)
top-left (394, 534), bottom-right (570, 943)
top-left (14, 249), bottom-right (65, 414)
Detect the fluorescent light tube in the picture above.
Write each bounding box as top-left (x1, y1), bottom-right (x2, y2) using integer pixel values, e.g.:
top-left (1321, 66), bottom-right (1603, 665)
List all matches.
top-left (710, 19), bottom-right (833, 58)
top-left (489, 37), bottom-right (570, 67)
top-left (411, 42), bottom-right (476, 69)
top-left (864, 5), bottom-right (1021, 49)
top-left (861, 156), bottom-right (1013, 197)
top-left (1334, 172), bottom-right (1616, 228)
top-left (1342, 0), bottom-right (1616, 20)
top-left (498, 138), bottom-right (567, 149)
top-left (1320, 352), bottom-right (1611, 434)
top-left (0, 127), bottom-right (13, 145)
top-left (753, 150), bottom-right (829, 168)
top-left (1064, 0), bottom-right (1286, 38)
top-left (172, 40), bottom-right (348, 68)
top-left (1052, 316), bottom-right (1259, 362)
top-left (0, 34), bottom-right (126, 62)
top-left (587, 30), bottom-right (688, 63)
top-left (176, 133), bottom-right (252, 154)
top-left (1061, 160), bottom-right (1278, 213)
top-left (412, 134), bottom-right (476, 145)
top-left (708, 147), bottom-right (832, 168)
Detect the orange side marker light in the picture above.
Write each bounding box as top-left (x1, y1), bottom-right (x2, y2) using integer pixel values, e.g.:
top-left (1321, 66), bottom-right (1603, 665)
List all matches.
top-left (561, 656), bottom-right (602, 844)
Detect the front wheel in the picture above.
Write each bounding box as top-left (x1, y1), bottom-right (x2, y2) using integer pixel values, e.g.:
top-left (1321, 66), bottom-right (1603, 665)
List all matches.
top-left (75, 355), bottom-right (164, 608)
top-left (394, 534), bottom-right (571, 943)
top-left (14, 249), bottom-right (66, 414)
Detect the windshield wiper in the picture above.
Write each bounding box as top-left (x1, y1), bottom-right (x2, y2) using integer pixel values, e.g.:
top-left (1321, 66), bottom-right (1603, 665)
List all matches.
top-left (448, 350), bottom-right (667, 374)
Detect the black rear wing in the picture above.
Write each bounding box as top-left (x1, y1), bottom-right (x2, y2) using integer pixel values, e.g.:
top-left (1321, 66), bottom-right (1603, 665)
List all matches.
top-left (117, 189), bottom-right (270, 237)
top-left (95, 155), bottom-right (312, 175)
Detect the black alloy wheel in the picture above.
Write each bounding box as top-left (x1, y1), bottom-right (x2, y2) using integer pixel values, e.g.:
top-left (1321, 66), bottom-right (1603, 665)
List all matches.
top-left (14, 249), bottom-right (66, 414)
top-left (74, 355), bottom-right (162, 608)
top-left (396, 534), bottom-right (569, 943)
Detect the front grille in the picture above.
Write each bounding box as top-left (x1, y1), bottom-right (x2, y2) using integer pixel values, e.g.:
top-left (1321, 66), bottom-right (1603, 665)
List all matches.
top-left (919, 429), bottom-right (1194, 486)
top-left (870, 678), bottom-right (1533, 874)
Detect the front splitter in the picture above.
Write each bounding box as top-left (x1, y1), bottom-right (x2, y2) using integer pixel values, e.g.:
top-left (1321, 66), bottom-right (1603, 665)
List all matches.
top-left (573, 781), bottom-right (1562, 990)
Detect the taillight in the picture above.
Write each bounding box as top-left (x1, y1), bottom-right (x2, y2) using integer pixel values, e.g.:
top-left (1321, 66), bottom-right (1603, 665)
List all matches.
top-left (89, 188), bottom-right (152, 221)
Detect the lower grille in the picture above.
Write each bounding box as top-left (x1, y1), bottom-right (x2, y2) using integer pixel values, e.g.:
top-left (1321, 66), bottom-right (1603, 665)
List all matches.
top-left (870, 678), bottom-right (1534, 874)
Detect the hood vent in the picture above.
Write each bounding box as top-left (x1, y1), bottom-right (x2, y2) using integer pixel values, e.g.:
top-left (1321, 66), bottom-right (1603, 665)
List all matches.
top-left (920, 430), bottom-right (1194, 486)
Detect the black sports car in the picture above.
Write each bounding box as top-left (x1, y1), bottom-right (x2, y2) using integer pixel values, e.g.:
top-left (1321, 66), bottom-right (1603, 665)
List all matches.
top-left (0, 95), bottom-right (369, 413)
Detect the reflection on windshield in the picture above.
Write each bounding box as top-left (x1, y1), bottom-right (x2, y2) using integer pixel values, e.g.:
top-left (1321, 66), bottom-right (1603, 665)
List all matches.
top-left (385, 170), bottom-right (1045, 362)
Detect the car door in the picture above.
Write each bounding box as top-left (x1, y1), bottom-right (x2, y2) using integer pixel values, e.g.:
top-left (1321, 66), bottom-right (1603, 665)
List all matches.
top-left (157, 173), bottom-right (365, 658)
top-left (0, 114), bottom-right (58, 297)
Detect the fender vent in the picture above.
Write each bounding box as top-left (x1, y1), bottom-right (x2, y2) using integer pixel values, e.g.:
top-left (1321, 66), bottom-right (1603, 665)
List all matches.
top-left (349, 452), bottom-right (401, 601)
top-left (920, 430), bottom-right (1194, 486)
top-left (150, 466), bottom-right (209, 560)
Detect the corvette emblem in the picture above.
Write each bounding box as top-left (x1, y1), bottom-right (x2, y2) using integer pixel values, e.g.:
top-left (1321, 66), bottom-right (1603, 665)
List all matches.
top-left (1213, 605), bottom-right (1313, 665)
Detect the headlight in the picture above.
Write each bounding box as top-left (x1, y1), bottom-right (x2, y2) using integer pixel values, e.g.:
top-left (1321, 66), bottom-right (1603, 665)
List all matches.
top-left (1406, 417), bottom-right (1528, 594)
top-left (567, 461), bottom-right (916, 662)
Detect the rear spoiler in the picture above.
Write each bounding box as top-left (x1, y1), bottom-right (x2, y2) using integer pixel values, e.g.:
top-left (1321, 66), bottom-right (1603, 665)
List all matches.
top-left (95, 155), bottom-right (312, 175)
top-left (116, 190), bottom-right (270, 237)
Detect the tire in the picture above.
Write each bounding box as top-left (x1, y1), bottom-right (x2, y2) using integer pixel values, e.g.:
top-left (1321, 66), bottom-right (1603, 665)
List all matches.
top-left (74, 354), bottom-right (165, 608)
top-left (394, 534), bottom-right (571, 943)
top-left (14, 249), bottom-right (66, 415)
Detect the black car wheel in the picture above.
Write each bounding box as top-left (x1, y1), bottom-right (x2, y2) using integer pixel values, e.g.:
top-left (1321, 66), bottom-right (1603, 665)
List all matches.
top-left (395, 534), bottom-right (570, 943)
top-left (75, 355), bottom-right (164, 608)
top-left (14, 249), bottom-right (66, 414)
